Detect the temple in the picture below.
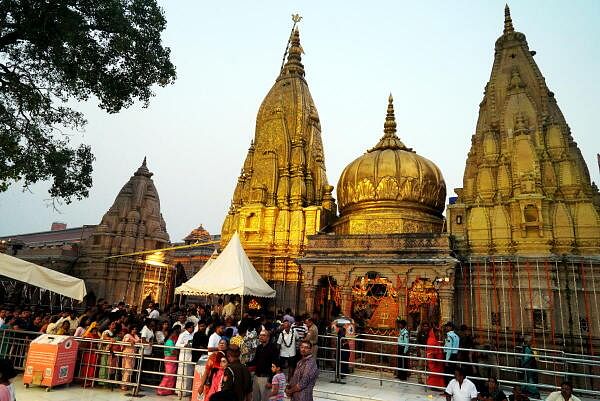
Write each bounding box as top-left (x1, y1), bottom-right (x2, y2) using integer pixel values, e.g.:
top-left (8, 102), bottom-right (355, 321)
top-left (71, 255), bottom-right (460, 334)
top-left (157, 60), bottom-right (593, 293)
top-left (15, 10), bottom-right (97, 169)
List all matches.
top-left (221, 27), bottom-right (336, 305)
top-left (298, 96), bottom-right (456, 332)
top-left (77, 158), bottom-right (173, 306)
top-left (446, 6), bottom-right (600, 353)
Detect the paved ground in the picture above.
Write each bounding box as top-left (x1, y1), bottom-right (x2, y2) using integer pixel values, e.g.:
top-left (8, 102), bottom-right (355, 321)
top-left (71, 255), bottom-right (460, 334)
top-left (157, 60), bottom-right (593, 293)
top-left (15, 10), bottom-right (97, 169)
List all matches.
top-left (13, 373), bottom-right (444, 401)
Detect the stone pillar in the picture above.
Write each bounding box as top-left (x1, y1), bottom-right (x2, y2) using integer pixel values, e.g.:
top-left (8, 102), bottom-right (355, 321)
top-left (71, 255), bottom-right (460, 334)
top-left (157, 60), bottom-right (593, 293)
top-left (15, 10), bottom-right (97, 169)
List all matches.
top-left (439, 288), bottom-right (454, 324)
top-left (303, 284), bottom-right (316, 315)
top-left (341, 286), bottom-right (352, 317)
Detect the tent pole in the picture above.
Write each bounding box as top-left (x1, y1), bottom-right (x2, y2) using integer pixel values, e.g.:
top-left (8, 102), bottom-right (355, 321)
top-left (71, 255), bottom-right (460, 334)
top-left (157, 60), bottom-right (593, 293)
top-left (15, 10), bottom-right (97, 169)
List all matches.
top-left (241, 295), bottom-right (244, 318)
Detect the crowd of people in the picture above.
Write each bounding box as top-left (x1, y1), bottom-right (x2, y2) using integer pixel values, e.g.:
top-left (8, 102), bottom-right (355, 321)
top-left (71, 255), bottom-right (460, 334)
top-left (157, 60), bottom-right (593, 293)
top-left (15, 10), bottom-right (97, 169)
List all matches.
top-left (0, 298), bottom-right (321, 401)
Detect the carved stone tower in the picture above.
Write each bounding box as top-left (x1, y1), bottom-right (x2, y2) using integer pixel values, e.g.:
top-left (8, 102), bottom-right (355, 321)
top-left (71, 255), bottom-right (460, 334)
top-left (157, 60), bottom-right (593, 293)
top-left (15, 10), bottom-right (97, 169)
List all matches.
top-left (447, 6), bottom-right (600, 256)
top-left (77, 158), bottom-right (172, 305)
top-left (221, 26), bottom-right (336, 303)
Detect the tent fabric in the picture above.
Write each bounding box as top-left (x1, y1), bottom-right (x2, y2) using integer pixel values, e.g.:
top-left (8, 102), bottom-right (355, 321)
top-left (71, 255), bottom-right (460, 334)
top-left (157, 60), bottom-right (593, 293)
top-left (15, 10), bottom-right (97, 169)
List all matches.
top-left (0, 252), bottom-right (87, 301)
top-left (175, 232), bottom-right (275, 298)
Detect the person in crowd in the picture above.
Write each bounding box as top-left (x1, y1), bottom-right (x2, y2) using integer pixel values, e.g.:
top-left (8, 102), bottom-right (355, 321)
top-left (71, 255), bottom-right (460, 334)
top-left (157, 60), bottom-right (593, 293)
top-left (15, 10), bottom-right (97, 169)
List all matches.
top-left (148, 303), bottom-right (160, 320)
top-left (0, 358), bottom-right (17, 401)
top-left (223, 297), bottom-right (236, 319)
top-left (80, 323), bottom-right (100, 387)
top-left (396, 319), bottom-right (409, 380)
top-left (0, 311), bottom-right (5, 329)
top-left (56, 320), bottom-right (71, 335)
top-left (214, 299), bottom-right (224, 317)
top-left (269, 359), bottom-right (286, 401)
top-left (173, 314), bottom-right (187, 331)
top-left (157, 328), bottom-right (180, 396)
top-left (458, 325), bottom-right (475, 376)
top-left (224, 317), bottom-right (238, 338)
top-left (155, 320), bottom-right (170, 345)
top-left (338, 326), bottom-right (351, 378)
top-left (546, 381), bottom-right (581, 401)
top-left (121, 325), bottom-right (141, 391)
top-left (192, 322), bottom-right (209, 362)
top-left (509, 385), bottom-right (530, 401)
top-left (140, 319), bottom-right (156, 384)
top-left (175, 321), bottom-right (196, 396)
top-left (206, 353), bottom-right (228, 401)
top-left (98, 321), bottom-right (119, 385)
top-left (426, 325), bottom-right (446, 389)
top-left (521, 336), bottom-right (540, 399)
top-left (248, 330), bottom-right (278, 401)
top-left (415, 321), bottom-right (430, 384)
top-left (475, 343), bottom-right (499, 391)
top-left (243, 321), bottom-right (260, 364)
top-left (304, 317), bottom-right (319, 359)
top-left (277, 320), bottom-right (299, 377)
top-left (208, 322), bottom-right (225, 354)
top-left (222, 347), bottom-right (252, 401)
top-left (478, 377), bottom-right (507, 401)
top-left (444, 322), bottom-right (460, 384)
top-left (285, 340), bottom-right (319, 401)
top-left (291, 317), bottom-right (307, 342)
top-left (38, 315), bottom-right (51, 333)
top-left (445, 367), bottom-right (478, 401)
top-left (45, 315), bottom-right (60, 334)
top-left (199, 339), bottom-right (229, 400)
top-left (74, 317), bottom-right (90, 338)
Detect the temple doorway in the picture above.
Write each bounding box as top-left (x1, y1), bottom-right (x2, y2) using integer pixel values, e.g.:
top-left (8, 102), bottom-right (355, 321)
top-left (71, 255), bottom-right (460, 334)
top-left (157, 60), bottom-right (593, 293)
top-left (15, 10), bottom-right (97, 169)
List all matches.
top-left (407, 278), bottom-right (440, 329)
top-left (351, 272), bottom-right (399, 335)
top-left (315, 275), bottom-right (340, 323)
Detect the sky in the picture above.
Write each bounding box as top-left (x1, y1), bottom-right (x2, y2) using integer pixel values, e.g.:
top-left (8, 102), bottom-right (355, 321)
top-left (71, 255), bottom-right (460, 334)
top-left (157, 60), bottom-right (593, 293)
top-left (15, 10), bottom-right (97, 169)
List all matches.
top-left (1, 1), bottom-right (599, 242)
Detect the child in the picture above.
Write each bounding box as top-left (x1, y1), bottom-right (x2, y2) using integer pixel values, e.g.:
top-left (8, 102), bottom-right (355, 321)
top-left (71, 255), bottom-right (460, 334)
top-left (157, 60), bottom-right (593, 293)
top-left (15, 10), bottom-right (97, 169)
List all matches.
top-left (269, 359), bottom-right (286, 401)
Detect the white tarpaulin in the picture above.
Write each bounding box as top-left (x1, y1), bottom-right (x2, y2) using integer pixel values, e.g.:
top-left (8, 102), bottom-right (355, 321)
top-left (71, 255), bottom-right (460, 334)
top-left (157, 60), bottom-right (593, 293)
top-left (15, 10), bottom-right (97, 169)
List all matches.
top-left (175, 232), bottom-right (275, 298)
top-left (0, 252), bottom-right (87, 301)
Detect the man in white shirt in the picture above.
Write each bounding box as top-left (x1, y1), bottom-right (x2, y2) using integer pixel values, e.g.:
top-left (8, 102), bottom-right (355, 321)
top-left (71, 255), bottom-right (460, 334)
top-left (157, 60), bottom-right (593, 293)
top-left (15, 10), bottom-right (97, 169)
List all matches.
top-left (445, 367), bottom-right (478, 401)
top-left (175, 322), bottom-right (195, 396)
top-left (277, 320), bottom-right (299, 377)
top-left (207, 323), bottom-right (225, 354)
top-left (546, 382), bottom-right (581, 401)
top-left (0, 309), bottom-right (6, 327)
top-left (148, 303), bottom-right (160, 320)
top-left (140, 320), bottom-right (155, 384)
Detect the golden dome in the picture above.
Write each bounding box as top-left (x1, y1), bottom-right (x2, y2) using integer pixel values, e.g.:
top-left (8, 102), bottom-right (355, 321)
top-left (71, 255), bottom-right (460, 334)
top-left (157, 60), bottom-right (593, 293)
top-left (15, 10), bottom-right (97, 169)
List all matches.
top-left (335, 95), bottom-right (447, 235)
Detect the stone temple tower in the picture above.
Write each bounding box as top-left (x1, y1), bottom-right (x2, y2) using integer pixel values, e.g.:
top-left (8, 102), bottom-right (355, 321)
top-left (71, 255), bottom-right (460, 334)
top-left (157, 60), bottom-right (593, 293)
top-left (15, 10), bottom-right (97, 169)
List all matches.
top-left (447, 6), bottom-right (600, 256)
top-left (221, 26), bottom-right (336, 306)
top-left (77, 158), bottom-right (172, 306)
top-left (447, 6), bottom-right (600, 355)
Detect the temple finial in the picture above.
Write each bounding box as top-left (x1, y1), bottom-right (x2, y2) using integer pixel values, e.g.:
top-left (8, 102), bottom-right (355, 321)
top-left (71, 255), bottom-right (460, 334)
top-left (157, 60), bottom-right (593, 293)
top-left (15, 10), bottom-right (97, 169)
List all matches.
top-left (279, 14), bottom-right (305, 77)
top-left (135, 156), bottom-right (153, 177)
top-left (142, 156), bottom-right (147, 167)
top-left (384, 93), bottom-right (397, 135)
top-left (504, 4), bottom-right (515, 34)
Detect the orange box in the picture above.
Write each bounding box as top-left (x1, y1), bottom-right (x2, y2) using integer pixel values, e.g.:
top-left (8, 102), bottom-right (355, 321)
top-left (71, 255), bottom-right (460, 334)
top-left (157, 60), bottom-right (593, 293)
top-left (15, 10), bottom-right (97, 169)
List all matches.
top-left (23, 334), bottom-right (79, 389)
top-left (191, 357), bottom-right (207, 401)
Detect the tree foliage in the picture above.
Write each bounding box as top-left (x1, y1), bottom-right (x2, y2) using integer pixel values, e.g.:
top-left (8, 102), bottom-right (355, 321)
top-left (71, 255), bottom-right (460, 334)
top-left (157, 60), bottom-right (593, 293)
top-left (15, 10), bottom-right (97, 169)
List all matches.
top-left (0, 0), bottom-right (176, 202)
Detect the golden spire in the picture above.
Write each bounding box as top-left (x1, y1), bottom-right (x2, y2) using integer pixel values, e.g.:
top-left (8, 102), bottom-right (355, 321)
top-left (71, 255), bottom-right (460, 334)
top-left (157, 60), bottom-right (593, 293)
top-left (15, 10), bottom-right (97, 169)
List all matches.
top-left (279, 14), bottom-right (305, 78)
top-left (504, 4), bottom-right (515, 35)
top-left (368, 94), bottom-right (411, 153)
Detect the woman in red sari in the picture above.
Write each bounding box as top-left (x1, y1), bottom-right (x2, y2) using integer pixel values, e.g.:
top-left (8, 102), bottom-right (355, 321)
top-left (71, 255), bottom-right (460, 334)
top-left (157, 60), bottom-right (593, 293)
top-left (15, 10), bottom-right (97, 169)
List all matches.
top-left (197, 339), bottom-right (228, 400)
top-left (80, 323), bottom-right (100, 387)
top-left (425, 327), bottom-right (445, 389)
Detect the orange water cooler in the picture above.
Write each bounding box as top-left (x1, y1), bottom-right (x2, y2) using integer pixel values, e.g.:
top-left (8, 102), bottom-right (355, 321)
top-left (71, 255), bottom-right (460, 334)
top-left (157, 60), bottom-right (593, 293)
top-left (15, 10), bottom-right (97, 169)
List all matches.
top-left (191, 356), bottom-right (207, 401)
top-left (23, 334), bottom-right (79, 390)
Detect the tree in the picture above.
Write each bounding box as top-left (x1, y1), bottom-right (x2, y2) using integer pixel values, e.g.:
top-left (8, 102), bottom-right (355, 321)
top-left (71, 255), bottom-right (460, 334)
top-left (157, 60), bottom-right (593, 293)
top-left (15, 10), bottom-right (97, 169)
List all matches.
top-left (0, 0), bottom-right (176, 203)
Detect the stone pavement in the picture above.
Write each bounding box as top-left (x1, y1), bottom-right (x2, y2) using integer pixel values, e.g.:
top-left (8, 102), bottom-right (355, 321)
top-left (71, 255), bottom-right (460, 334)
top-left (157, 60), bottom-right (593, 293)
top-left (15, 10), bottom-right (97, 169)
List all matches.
top-left (13, 374), bottom-right (444, 401)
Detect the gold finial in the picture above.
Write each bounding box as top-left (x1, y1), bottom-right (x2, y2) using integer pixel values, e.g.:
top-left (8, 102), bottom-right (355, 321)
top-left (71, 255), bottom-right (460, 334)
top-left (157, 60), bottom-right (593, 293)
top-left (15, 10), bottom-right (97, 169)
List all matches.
top-left (384, 93), bottom-right (397, 135)
top-left (504, 4), bottom-right (515, 34)
top-left (280, 13), bottom-right (305, 77)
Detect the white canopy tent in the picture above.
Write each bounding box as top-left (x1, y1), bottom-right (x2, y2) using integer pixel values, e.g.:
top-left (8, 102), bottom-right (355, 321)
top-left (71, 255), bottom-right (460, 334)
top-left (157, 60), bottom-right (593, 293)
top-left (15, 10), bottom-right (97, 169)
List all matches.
top-left (0, 252), bottom-right (87, 301)
top-left (175, 232), bottom-right (275, 309)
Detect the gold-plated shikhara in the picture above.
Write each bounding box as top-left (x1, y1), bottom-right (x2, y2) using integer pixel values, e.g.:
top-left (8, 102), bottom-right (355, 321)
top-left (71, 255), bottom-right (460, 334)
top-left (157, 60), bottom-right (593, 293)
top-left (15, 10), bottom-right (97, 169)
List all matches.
top-left (221, 17), bottom-right (336, 283)
top-left (447, 4), bottom-right (600, 256)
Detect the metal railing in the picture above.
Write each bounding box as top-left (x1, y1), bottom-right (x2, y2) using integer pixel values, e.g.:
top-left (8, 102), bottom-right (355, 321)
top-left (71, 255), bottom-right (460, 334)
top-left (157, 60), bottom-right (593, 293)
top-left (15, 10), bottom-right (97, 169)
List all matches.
top-left (317, 333), bottom-right (600, 399)
top-left (2, 328), bottom-right (600, 399)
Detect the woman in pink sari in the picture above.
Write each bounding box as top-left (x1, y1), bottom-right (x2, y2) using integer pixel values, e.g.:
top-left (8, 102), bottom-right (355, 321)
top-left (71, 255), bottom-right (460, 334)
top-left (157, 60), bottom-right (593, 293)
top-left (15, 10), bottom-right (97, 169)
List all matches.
top-left (426, 327), bottom-right (445, 389)
top-left (157, 329), bottom-right (179, 396)
top-left (121, 325), bottom-right (141, 391)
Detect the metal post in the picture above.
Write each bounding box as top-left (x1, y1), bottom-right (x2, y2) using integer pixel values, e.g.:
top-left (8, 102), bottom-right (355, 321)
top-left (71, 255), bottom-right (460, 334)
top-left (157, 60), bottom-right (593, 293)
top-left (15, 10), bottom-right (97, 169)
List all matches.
top-left (132, 345), bottom-right (144, 397)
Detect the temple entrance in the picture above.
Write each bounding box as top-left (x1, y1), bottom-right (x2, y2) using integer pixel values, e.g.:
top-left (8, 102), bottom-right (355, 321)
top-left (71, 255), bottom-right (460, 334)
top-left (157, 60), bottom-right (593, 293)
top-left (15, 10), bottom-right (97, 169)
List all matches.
top-left (315, 276), bottom-right (340, 323)
top-left (351, 272), bottom-right (399, 335)
top-left (407, 278), bottom-right (440, 329)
